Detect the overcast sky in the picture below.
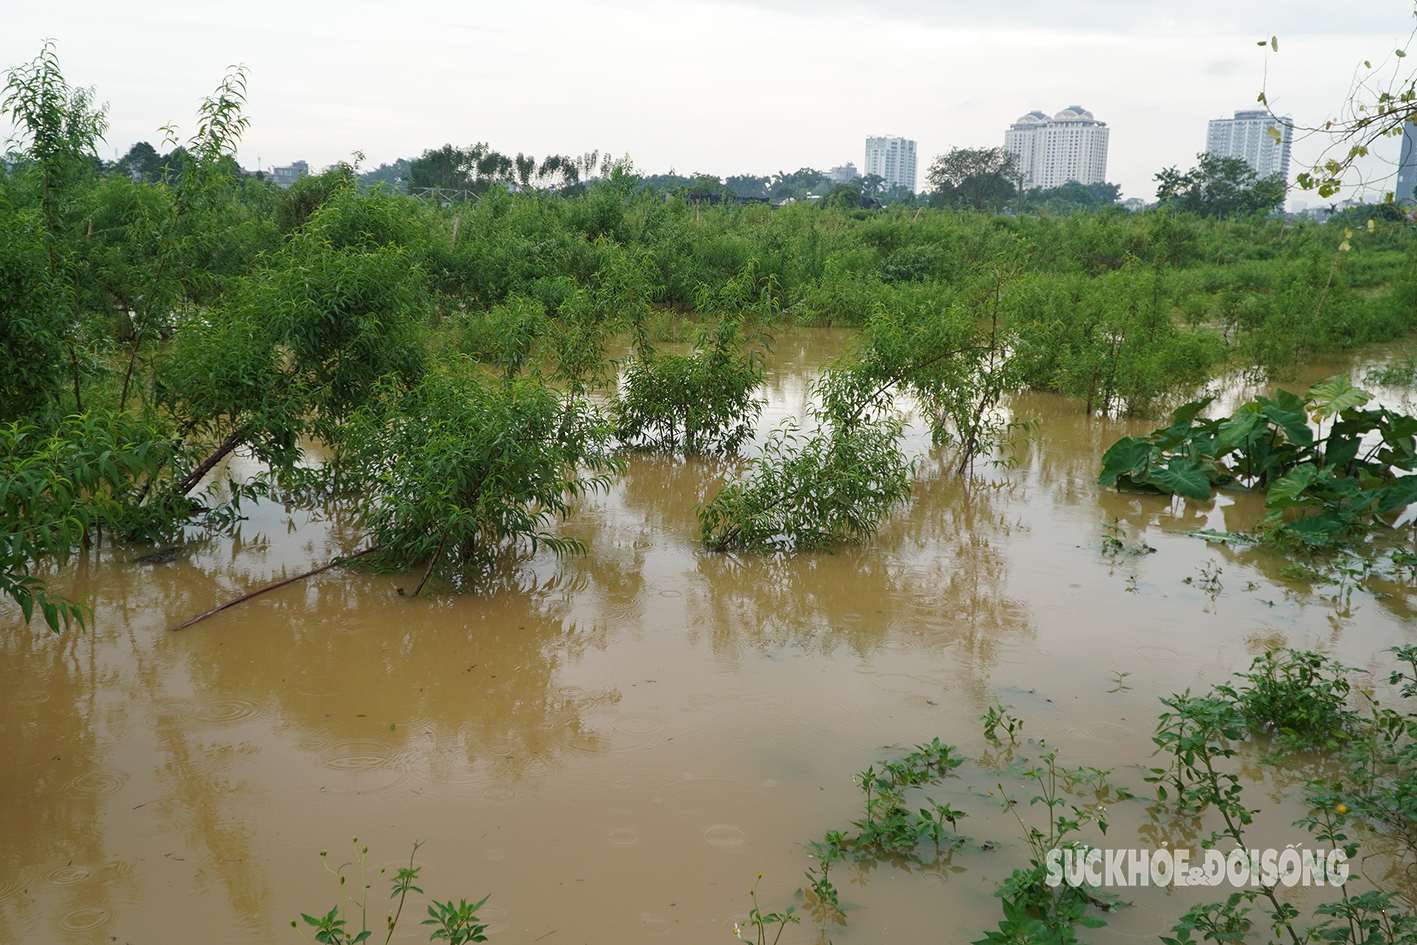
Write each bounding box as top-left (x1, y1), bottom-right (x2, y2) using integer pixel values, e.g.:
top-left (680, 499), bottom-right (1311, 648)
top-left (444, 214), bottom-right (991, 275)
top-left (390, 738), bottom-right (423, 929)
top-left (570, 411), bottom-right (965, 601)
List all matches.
top-left (5, 1), bottom-right (1417, 203)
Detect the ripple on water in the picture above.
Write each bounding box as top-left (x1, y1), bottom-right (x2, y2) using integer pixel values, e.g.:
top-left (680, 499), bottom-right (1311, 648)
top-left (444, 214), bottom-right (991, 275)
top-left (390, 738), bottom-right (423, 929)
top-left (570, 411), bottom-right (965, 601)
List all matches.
top-left (12, 689), bottom-right (49, 705)
top-left (319, 740), bottom-right (397, 771)
top-left (650, 775), bottom-right (768, 828)
top-left (640, 914), bottom-right (674, 936)
top-left (56, 908), bottom-right (111, 932)
top-left (478, 904), bottom-right (512, 935)
top-left (62, 769), bottom-right (128, 797)
top-left (871, 673), bottom-right (927, 693)
top-left (607, 715), bottom-right (669, 754)
top-left (607, 827), bottom-right (640, 846)
top-left (1134, 646), bottom-right (1181, 662)
top-left (703, 824), bottom-right (746, 849)
top-left (859, 708), bottom-right (936, 740)
top-left (43, 865), bottom-right (92, 887)
top-left (191, 697), bottom-right (263, 723)
top-left (1065, 722), bottom-right (1136, 743)
top-left (0, 869), bottom-right (36, 903)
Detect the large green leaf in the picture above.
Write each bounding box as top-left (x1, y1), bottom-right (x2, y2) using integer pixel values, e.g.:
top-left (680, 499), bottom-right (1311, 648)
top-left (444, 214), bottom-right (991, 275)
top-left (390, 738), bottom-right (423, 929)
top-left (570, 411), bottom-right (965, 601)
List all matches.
top-left (1149, 458), bottom-right (1213, 500)
top-left (1377, 474), bottom-right (1417, 515)
top-left (1098, 436), bottom-right (1153, 487)
top-left (1322, 434), bottom-right (1360, 470)
top-left (1282, 510), bottom-right (1348, 545)
top-left (1267, 463), bottom-right (1321, 507)
top-left (1217, 408), bottom-right (1268, 456)
top-left (1307, 375), bottom-right (1370, 419)
top-left (1261, 404), bottom-right (1314, 448)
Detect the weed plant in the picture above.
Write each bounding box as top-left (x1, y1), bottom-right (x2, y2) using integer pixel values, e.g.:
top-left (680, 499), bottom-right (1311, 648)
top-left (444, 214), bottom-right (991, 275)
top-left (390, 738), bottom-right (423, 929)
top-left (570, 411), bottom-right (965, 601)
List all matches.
top-left (293, 840), bottom-right (491, 945)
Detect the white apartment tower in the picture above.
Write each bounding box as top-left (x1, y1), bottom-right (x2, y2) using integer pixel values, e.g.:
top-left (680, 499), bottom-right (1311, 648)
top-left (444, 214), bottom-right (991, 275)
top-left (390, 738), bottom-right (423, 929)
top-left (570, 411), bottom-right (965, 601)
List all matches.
top-left (1205, 109), bottom-right (1292, 182)
top-left (1004, 107), bottom-right (1110, 190)
top-left (1397, 121), bottom-right (1417, 205)
top-left (864, 136), bottom-right (918, 193)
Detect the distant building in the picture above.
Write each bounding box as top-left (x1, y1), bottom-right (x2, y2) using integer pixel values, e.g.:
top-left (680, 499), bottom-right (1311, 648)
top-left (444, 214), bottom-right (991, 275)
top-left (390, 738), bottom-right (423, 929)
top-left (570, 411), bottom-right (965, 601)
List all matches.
top-left (864, 137), bottom-right (917, 193)
top-left (1205, 110), bottom-right (1292, 182)
top-left (1397, 121), bottom-right (1417, 205)
top-left (1004, 106), bottom-right (1110, 190)
top-left (828, 163), bottom-right (860, 183)
top-left (1121, 197), bottom-right (1148, 212)
top-left (271, 160), bottom-right (310, 189)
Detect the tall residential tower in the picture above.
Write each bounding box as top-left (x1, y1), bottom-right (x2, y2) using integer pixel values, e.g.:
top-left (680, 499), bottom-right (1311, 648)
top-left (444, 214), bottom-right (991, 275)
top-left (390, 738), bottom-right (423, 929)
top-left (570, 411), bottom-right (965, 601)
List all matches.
top-left (864, 136), bottom-right (918, 193)
top-left (1004, 106), bottom-right (1109, 190)
top-left (1205, 109), bottom-right (1292, 181)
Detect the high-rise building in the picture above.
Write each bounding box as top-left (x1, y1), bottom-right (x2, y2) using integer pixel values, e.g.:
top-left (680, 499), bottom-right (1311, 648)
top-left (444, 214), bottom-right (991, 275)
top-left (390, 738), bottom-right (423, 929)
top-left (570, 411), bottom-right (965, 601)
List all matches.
top-left (1396, 121), bottom-right (1417, 205)
top-left (1205, 110), bottom-right (1292, 182)
top-left (1004, 107), bottom-right (1109, 190)
top-left (271, 160), bottom-right (310, 189)
top-left (827, 163), bottom-right (860, 183)
top-left (864, 137), bottom-right (917, 193)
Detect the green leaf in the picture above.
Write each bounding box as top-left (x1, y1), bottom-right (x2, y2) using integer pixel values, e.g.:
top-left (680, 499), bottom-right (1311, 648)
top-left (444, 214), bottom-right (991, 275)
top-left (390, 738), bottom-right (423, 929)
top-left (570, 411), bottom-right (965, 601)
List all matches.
top-left (1307, 375), bottom-right (1370, 419)
top-left (1267, 463), bottom-right (1320, 506)
top-left (1217, 408), bottom-right (1268, 456)
top-left (1149, 458), bottom-right (1214, 500)
top-left (1283, 511), bottom-right (1347, 544)
top-left (1098, 436), bottom-right (1153, 486)
top-left (1261, 404), bottom-right (1313, 447)
top-left (1377, 474), bottom-right (1417, 514)
top-left (1188, 528), bottom-right (1251, 545)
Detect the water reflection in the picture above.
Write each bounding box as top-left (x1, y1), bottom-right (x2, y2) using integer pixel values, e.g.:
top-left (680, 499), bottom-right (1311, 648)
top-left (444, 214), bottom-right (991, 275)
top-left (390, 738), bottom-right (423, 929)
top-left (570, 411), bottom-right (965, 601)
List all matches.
top-left (3, 329), bottom-right (1416, 943)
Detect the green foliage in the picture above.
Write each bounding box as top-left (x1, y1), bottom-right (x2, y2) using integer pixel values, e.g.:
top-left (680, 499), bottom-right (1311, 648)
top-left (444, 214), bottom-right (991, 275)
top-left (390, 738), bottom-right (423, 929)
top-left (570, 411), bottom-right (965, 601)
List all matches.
top-left (343, 360), bottom-right (613, 593)
top-left (979, 749), bottom-right (1117, 945)
top-left (1099, 377), bottom-right (1417, 546)
top-left (1215, 649), bottom-right (1361, 752)
top-left (422, 897), bottom-right (490, 945)
top-left (1021, 181), bottom-right (1121, 215)
top-left (696, 406), bottom-right (911, 553)
top-left (1143, 648), bottom-right (1417, 945)
top-left (926, 147), bottom-right (1019, 212)
top-left (294, 840), bottom-right (490, 945)
top-left (0, 413), bottom-right (180, 630)
top-left (615, 262), bottom-right (772, 454)
top-left (1156, 153), bottom-right (1286, 219)
top-left (735, 874), bottom-right (798, 945)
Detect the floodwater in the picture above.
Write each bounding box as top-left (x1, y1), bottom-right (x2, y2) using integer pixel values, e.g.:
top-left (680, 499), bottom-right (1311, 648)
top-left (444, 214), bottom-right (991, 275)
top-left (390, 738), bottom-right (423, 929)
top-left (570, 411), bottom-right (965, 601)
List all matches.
top-left (3, 329), bottom-right (1415, 944)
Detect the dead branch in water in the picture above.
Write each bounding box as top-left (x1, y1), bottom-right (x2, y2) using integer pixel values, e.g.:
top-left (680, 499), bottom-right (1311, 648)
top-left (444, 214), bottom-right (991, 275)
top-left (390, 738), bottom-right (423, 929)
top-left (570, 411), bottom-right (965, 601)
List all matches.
top-left (168, 546), bottom-right (378, 631)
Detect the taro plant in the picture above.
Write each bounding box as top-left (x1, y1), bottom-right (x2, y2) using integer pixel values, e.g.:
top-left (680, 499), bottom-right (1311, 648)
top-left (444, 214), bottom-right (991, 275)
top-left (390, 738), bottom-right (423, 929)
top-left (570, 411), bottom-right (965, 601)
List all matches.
top-left (1099, 376), bottom-right (1417, 548)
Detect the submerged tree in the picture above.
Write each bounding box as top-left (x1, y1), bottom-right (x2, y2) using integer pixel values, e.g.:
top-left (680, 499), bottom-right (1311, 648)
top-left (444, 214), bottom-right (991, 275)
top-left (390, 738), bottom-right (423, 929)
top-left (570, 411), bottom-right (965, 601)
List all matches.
top-left (615, 261), bottom-right (774, 455)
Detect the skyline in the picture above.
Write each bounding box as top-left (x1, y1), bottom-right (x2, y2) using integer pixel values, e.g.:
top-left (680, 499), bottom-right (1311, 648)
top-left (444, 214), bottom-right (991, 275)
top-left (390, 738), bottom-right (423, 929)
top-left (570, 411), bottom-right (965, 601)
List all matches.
top-left (4, 1), bottom-right (1416, 204)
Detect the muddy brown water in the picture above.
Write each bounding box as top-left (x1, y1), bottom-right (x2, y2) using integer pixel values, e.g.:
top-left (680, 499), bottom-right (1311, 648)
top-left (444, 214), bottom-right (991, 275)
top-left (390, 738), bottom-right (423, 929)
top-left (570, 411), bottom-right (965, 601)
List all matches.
top-left (3, 329), bottom-right (1414, 944)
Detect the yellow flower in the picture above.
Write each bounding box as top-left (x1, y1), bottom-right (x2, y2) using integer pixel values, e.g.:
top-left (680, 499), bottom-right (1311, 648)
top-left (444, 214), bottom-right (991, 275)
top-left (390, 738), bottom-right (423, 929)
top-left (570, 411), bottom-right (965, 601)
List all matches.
top-left (1336, 803), bottom-right (1348, 814)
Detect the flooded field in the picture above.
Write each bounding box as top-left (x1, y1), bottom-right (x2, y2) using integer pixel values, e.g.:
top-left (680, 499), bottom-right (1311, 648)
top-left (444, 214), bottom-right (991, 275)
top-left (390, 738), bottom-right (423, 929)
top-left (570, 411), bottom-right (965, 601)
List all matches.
top-left (2, 329), bottom-right (1414, 944)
